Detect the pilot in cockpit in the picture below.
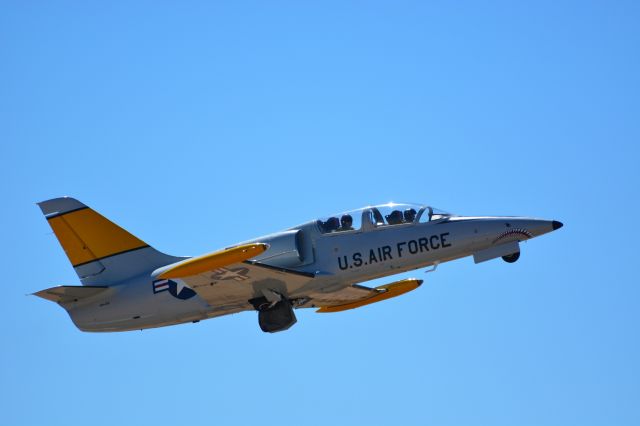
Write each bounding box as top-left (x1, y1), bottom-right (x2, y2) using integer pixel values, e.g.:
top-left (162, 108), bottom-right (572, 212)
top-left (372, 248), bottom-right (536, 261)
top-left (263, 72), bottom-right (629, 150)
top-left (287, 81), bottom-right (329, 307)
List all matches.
top-left (325, 217), bottom-right (340, 232)
top-left (404, 208), bottom-right (417, 223)
top-left (386, 210), bottom-right (404, 225)
top-left (340, 214), bottom-right (354, 231)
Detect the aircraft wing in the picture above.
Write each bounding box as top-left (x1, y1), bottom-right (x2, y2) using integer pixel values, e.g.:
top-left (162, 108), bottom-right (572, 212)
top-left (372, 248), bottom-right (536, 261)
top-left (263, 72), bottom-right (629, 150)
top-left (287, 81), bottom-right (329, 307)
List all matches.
top-left (151, 244), bottom-right (421, 315)
top-left (151, 244), bottom-right (316, 312)
top-left (309, 278), bottom-right (423, 313)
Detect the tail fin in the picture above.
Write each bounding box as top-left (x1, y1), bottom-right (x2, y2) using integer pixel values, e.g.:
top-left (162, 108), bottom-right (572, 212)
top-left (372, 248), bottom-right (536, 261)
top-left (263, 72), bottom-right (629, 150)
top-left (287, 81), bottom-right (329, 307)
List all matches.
top-left (39, 197), bottom-right (184, 285)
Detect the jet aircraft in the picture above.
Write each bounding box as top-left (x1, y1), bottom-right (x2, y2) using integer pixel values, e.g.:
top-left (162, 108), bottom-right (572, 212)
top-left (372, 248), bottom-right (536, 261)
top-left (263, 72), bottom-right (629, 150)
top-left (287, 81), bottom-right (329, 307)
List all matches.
top-left (35, 197), bottom-right (562, 333)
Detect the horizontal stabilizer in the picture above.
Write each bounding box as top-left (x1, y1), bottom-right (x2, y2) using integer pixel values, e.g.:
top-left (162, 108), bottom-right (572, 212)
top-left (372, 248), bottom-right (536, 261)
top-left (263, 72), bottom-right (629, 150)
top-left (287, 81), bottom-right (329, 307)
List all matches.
top-left (316, 278), bottom-right (422, 313)
top-left (34, 285), bottom-right (109, 304)
top-left (152, 243), bottom-right (269, 279)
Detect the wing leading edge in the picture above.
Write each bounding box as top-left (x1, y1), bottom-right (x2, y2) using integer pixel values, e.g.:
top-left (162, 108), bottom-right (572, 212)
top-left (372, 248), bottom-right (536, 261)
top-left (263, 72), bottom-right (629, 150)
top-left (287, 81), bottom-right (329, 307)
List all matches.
top-left (153, 243), bottom-right (268, 279)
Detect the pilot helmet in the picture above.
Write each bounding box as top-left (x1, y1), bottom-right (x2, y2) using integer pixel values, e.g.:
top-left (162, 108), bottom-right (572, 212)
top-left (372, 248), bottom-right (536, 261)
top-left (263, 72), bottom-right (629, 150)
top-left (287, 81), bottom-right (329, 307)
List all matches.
top-left (341, 214), bottom-right (353, 227)
top-left (404, 208), bottom-right (417, 222)
top-left (326, 216), bottom-right (340, 231)
top-left (386, 210), bottom-right (403, 224)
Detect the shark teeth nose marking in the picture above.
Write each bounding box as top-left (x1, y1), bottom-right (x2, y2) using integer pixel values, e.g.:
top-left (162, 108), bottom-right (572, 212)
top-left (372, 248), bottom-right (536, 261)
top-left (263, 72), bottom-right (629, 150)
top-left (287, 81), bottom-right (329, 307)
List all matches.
top-left (492, 228), bottom-right (533, 244)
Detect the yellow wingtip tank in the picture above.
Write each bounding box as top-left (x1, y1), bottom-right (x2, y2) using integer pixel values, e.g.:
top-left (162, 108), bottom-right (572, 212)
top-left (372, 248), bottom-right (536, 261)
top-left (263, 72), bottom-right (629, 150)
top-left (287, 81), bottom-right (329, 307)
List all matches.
top-left (316, 278), bottom-right (422, 313)
top-left (157, 243), bottom-right (268, 279)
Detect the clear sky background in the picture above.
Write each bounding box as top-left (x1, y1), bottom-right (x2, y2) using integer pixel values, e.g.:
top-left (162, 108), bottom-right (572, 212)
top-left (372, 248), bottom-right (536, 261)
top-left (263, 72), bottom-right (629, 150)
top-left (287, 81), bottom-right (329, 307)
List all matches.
top-left (2, 1), bottom-right (639, 425)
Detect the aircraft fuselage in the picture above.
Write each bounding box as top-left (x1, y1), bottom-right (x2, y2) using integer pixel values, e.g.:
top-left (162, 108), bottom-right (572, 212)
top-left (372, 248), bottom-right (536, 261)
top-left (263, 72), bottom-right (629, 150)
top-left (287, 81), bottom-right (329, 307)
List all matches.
top-left (35, 199), bottom-right (562, 333)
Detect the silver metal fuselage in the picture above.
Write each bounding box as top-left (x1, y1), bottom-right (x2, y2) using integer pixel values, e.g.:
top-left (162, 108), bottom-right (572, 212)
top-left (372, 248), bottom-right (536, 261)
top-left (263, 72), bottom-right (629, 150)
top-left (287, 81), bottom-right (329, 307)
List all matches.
top-left (66, 215), bottom-right (559, 332)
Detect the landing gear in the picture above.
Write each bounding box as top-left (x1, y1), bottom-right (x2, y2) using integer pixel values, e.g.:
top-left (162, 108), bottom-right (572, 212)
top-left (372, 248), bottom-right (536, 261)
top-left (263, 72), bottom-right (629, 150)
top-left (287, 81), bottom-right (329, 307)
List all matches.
top-left (249, 291), bottom-right (297, 333)
top-left (502, 252), bottom-right (520, 263)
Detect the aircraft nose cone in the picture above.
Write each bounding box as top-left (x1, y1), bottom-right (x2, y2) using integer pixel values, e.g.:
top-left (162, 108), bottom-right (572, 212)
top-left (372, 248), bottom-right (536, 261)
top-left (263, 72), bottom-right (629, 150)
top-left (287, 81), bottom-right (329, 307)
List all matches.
top-left (552, 220), bottom-right (563, 230)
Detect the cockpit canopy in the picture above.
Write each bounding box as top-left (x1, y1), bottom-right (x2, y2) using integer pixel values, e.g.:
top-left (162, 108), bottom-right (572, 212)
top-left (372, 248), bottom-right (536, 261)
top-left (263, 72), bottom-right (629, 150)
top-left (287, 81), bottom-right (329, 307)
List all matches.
top-left (317, 203), bottom-right (451, 233)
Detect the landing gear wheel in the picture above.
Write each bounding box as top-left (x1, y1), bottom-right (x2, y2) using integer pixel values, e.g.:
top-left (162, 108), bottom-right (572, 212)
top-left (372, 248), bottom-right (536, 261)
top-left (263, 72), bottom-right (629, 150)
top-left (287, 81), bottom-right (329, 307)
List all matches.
top-left (249, 296), bottom-right (298, 333)
top-left (258, 299), bottom-right (297, 333)
top-left (502, 252), bottom-right (520, 263)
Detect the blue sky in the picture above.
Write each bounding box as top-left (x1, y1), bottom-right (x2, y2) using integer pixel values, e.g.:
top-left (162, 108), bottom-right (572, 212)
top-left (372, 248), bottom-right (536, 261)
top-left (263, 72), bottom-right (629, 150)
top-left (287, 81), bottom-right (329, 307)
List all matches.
top-left (2, 1), bottom-right (639, 425)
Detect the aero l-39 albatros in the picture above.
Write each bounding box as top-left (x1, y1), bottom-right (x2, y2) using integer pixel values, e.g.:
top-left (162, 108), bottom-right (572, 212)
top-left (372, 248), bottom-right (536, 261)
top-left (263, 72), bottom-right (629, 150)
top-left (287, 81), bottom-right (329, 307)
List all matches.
top-left (35, 197), bottom-right (563, 333)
